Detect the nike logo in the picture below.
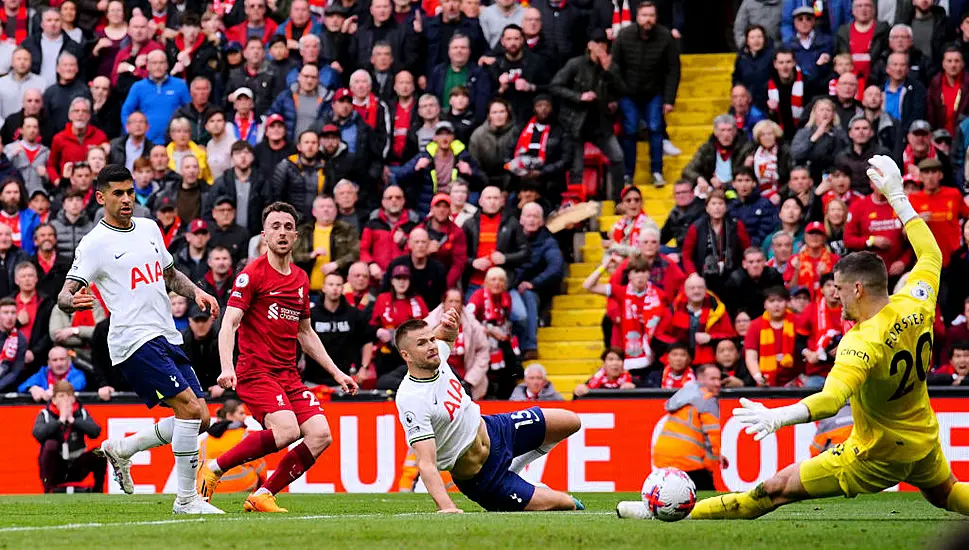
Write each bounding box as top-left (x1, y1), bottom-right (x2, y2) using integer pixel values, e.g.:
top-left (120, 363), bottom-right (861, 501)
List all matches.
top-left (114, 252), bottom-right (127, 259)
top-left (269, 291), bottom-right (282, 295)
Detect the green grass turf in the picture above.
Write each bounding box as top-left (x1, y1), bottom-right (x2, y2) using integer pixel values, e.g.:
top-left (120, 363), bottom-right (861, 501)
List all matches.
top-left (0, 492), bottom-right (964, 549)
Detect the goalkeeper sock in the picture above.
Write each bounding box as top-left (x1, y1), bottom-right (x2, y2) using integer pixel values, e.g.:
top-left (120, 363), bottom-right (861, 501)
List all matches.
top-left (690, 484), bottom-right (775, 520)
top-left (262, 442), bottom-right (316, 495)
top-left (212, 430), bottom-right (278, 474)
top-left (510, 443), bottom-right (555, 474)
top-left (117, 417), bottom-right (175, 458)
top-left (946, 482), bottom-right (969, 515)
top-left (171, 418), bottom-right (202, 502)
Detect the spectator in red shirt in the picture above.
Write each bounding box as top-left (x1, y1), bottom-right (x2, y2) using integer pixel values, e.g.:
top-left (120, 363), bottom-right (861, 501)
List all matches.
top-left (467, 266), bottom-right (522, 398)
top-left (110, 15), bottom-right (163, 88)
top-left (928, 341), bottom-right (969, 386)
top-left (416, 193), bottom-right (467, 288)
top-left (46, 98), bottom-right (107, 183)
top-left (928, 47), bottom-right (969, 137)
top-left (359, 185), bottom-right (420, 283)
top-left (681, 190), bottom-right (751, 298)
top-left (789, 221), bottom-right (840, 298)
top-left (909, 157), bottom-right (969, 268)
top-left (744, 286), bottom-right (801, 387)
top-left (797, 272), bottom-right (843, 388)
top-left (661, 273), bottom-right (735, 366)
top-left (225, 0), bottom-right (279, 45)
top-left (844, 177), bottom-right (912, 278)
top-left (834, 0), bottom-right (888, 83)
top-left (370, 264), bottom-right (428, 378)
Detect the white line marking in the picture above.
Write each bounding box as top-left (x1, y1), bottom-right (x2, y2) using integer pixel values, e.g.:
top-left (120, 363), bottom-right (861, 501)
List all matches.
top-left (0, 511), bottom-right (614, 533)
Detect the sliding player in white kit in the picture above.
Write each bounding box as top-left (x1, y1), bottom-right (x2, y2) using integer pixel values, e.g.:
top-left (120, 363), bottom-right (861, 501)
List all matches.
top-left (57, 165), bottom-right (223, 514)
top-left (393, 309), bottom-right (584, 512)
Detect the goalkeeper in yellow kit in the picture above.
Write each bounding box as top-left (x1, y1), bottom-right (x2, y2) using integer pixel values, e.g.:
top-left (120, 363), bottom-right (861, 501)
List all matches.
top-left (690, 156), bottom-right (969, 520)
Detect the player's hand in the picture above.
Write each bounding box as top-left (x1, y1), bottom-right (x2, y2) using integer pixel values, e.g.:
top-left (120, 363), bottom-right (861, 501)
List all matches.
top-left (437, 506), bottom-right (464, 514)
top-left (335, 372), bottom-right (359, 395)
top-left (218, 368), bottom-right (237, 390)
top-left (867, 155), bottom-right (904, 201)
top-left (732, 397), bottom-right (780, 441)
top-left (195, 289), bottom-right (221, 319)
top-left (72, 287), bottom-right (95, 310)
top-left (442, 307), bottom-right (461, 331)
top-left (98, 386), bottom-right (115, 401)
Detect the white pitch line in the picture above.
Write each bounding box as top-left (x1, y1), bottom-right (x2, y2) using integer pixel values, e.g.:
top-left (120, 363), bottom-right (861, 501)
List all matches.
top-left (0, 511), bottom-right (614, 533)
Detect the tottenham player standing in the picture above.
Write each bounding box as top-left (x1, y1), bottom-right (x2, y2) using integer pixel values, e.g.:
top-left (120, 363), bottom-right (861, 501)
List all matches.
top-left (57, 165), bottom-right (223, 514)
top-left (394, 310), bottom-right (584, 512)
top-left (689, 156), bottom-right (969, 520)
top-left (197, 202), bottom-right (359, 513)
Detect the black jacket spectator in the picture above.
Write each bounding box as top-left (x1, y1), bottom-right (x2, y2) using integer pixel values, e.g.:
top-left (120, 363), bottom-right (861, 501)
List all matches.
top-left (489, 49), bottom-right (552, 123)
top-left (170, 102), bottom-right (218, 145)
top-left (425, 14), bottom-right (488, 76)
top-left (33, 253), bottom-right (71, 299)
top-left (307, 297), bottom-right (374, 385)
top-left (463, 210), bottom-right (529, 287)
top-left (381, 255), bottom-right (448, 310)
top-left (791, 124), bottom-right (849, 183)
top-left (314, 110), bottom-right (380, 182)
top-left (43, 77), bottom-right (91, 133)
top-left (834, 139), bottom-right (889, 195)
top-left (733, 42), bottom-right (775, 109)
top-left (225, 64), bottom-right (278, 116)
top-left (835, 21), bottom-right (889, 68)
top-left (532, 0), bottom-right (589, 64)
top-left (180, 323), bottom-right (220, 390)
top-left (611, 22), bottom-right (680, 105)
top-left (22, 32), bottom-right (84, 77)
top-left (209, 223), bottom-right (250, 267)
top-left (0, 326), bottom-right (27, 391)
top-left (173, 243), bottom-right (209, 283)
top-left (351, 18), bottom-right (418, 75)
top-left (428, 63), bottom-right (493, 125)
top-left (270, 153), bottom-right (325, 225)
top-left (788, 33), bottom-right (835, 99)
top-left (107, 136), bottom-right (154, 168)
top-left (661, 197), bottom-right (705, 247)
top-left (2, 108), bottom-right (55, 146)
top-left (165, 39), bottom-right (222, 89)
top-left (724, 264), bottom-right (785, 317)
top-left (549, 53), bottom-right (627, 139)
top-left (254, 139), bottom-right (296, 185)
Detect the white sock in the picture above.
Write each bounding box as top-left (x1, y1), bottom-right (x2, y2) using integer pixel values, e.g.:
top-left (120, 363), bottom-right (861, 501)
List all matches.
top-left (253, 487), bottom-right (271, 497)
top-left (117, 417), bottom-right (175, 458)
top-left (510, 443), bottom-right (555, 474)
top-left (172, 418), bottom-right (202, 502)
top-left (207, 458), bottom-right (223, 475)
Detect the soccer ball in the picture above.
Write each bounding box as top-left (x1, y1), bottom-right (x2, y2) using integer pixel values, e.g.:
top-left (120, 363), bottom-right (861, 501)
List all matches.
top-left (641, 468), bottom-right (697, 522)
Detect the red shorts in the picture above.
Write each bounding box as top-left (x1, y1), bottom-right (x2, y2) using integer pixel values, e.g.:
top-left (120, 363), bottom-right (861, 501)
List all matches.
top-left (236, 368), bottom-right (324, 427)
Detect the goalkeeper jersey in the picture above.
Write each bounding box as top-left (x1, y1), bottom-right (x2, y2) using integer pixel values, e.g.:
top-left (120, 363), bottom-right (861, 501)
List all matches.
top-left (802, 217), bottom-right (941, 462)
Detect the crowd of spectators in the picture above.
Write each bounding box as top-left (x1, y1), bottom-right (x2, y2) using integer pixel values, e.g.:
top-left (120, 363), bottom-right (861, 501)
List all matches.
top-left (3, 0), bottom-right (969, 412)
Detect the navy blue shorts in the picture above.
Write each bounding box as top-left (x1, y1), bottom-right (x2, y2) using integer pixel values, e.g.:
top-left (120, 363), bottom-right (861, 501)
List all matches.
top-left (453, 407), bottom-right (546, 512)
top-left (117, 336), bottom-right (203, 408)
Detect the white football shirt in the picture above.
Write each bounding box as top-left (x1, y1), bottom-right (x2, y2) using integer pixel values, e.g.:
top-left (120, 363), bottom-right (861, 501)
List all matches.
top-left (395, 341), bottom-right (481, 470)
top-left (67, 218), bottom-right (183, 365)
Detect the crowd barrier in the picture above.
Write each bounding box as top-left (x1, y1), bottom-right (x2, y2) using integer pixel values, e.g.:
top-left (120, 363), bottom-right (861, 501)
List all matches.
top-left (2, 390), bottom-right (969, 494)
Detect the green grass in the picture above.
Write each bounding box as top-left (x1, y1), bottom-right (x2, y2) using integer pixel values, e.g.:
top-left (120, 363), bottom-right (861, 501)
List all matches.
top-left (0, 492), bottom-right (963, 549)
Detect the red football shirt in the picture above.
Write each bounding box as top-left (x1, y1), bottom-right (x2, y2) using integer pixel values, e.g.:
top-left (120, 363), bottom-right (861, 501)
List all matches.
top-left (227, 255), bottom-right (311, 375)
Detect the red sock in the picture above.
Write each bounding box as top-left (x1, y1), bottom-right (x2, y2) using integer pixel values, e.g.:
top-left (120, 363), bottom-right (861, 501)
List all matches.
top-left (263, 441), bottom-right (316, 495)
top-left (215, 429), bottom-right (278, 472)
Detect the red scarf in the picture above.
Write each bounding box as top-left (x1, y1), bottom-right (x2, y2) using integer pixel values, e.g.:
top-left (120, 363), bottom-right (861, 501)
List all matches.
top-left (151, 13), bottom-right (168, 37)
top-left (514, 117), bottom-right (551, 162)
top-left (353, 94), bottom-right (380, 129)
top-left (46, 367), bottom-right (68, 389)
top-left (767, 69), bottom-right (804, 129)
top-left (903, 143), bottom-right (936, 176)
top-left (814, 298), bottom-right (841, 355)
top-left (587, 367), bottom-right (632, 389)
top-left (235, 112), bottom-right (255, 141)
top-left (282, 20), bottom-right (308, 41)
top-left (1, 327), bottom-right (18, 362)
top-left (159, 217), bottom-right (182, 249)
top-left (618, 282), bottom-right (665, 369)
top-left (478, 289), bottom-right (519, 370)
top-left (758, 311), bottom-right (797, 386)
top-left (795, 247), bottom-right (837, 297)
top-left (174, 34), bottom-right (205, 56)
top-left (610, 211), bottom-right (651, 246)
top-left (0, 4), bottom-right (28, 44)
top-left (660, 365), bottom-right (696, 389)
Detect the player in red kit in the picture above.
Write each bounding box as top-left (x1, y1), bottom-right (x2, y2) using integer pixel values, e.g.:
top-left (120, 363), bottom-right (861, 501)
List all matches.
top-left (198, 202), bottom-right (358, 513)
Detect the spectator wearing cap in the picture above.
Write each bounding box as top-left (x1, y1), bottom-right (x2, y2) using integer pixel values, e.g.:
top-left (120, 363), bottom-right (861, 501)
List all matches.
top-left (881, 51), bottom-right (926, 135)
top-left (933, 129), bottom-right (951, 156)
top-left (198, 245), bottom-right (235, 312)
top-left (351, 0), bottom-right (419, 79)
top-left (170, 76), bottom-right (217, 145)
top-left (254, 113), bottom-right (296, 185)
top-left (834, 115), bottom-right (889, 194)
top-left (267, 34), bottom-right (299, 93)
top-left (784, 5), bottom-right (835, 99)
top-left (153, 196), bottom-right (183, 248)
top-left (370, 263), bottom-right (429, 378)
top-left (727, 167), bottom-right (777, 248)
top-left (903, 119), bottom-right (953, 185)
top-left (120, 51), bottom-right (191, 146)
top-left (227, 87), bottom-right (263, 146)
top-left (208, 141), bottom-right (265, 236)
top-left (550, 32), bottom-right (626, 197)
top-left (928, 47), bottom-right (969, 136)
top-left (318, 123), bottom-right (364, 191)
top-left (488, 24), bottom-right (551, 123)
top-left (789, 285), bottom-right (812, 314)
top-left (207, 197), bottom-right (250, 267)
top-left (861, 84), bottom-right (903, 160)
top-left (789, 220), bottom-right (839, 298)
top-left (269, 130), bottom-right (326, 223)
top-left (426, 0), bottom-right (488, 76)
top-left (28, 188), bottom-right (50, 225)
top-left (381, 227), bottom-right (448, 310)
top-left (108, 112), bottom-right (153, 173)
top-left (909, 157), bottom-right (969, 268)
top-left (180, 302), bottom-right (222, 396)
top-left (416, 193), bottom-right (468, 288)
top-left (781, 0), bottom-right (851, 44)
top-left (165, 13), bottom-right (221, 84)
top-left (319, 4), bottom-right (353, 77)
top-left (683, 114), bottom-right (746, 193)
top-left (225, 37), bottom-right (279, 118)
top-left (428, 34), bottom-right (492, 126)
top-left (46, 97), bottom-right (107, 184)
top-left (49, 188), bottom-right (92, 262)
top-left (360, 185), bottom-right (420, 283)
top-left (273, 0), bottom-right (323, 56)
top-left (224, 0), bottom-right (279, 46)
top-left (5, 116), bottom-right (50, 194)
top-left (514, 202), bottom-right (563, 358)
top-left (203, 109), bottom-right (234, 182)
top-left (392, 120), bottom-right (483, 216)
top-left (173, 218), bottom-right (211, 282)
top-left (317, 90), bottom-right (382, 192)
top-left (267, 63), bottom-right (332, 140)
top-left (294, 195), bottom-right (360, 292)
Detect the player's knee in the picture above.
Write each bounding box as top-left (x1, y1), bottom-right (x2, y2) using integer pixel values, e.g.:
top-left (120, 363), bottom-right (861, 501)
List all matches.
top-left (174, 396), bottom-right (204, 420)
top-left (560, 411), bottom-right (581, 437)
top-left (306, 429), bottom-right (332, 454)
top-left (274, 423), bottom-right (302, 446)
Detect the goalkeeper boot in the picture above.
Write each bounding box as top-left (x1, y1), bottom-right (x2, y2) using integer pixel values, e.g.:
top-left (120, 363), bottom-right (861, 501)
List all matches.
top-left (245, 492), bottom-right (288, 513)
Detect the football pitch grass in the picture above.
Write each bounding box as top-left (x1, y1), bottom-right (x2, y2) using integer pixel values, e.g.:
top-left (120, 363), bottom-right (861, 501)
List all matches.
top-left (0, 492), bottom-right (964, 549)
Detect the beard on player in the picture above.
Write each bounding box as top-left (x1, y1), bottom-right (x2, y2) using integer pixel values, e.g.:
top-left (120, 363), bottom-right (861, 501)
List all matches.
top-left (261, 208), bottom-right (298, 260)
